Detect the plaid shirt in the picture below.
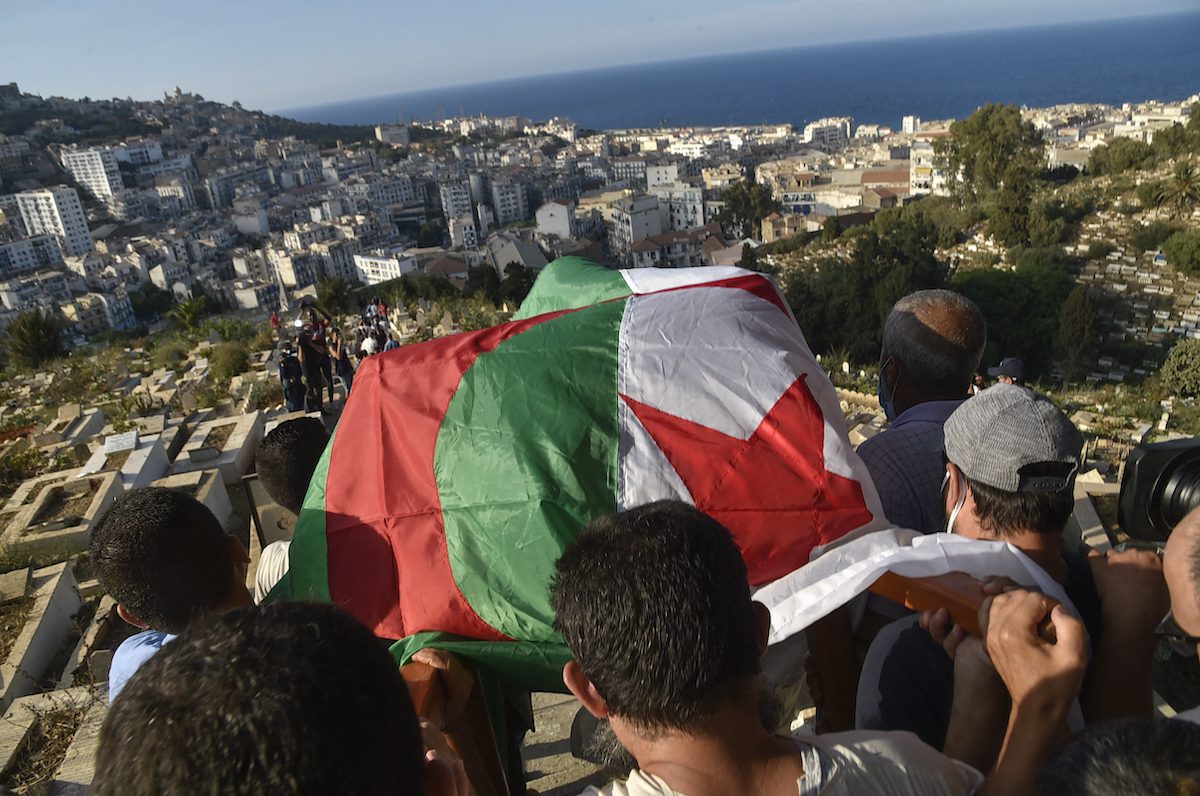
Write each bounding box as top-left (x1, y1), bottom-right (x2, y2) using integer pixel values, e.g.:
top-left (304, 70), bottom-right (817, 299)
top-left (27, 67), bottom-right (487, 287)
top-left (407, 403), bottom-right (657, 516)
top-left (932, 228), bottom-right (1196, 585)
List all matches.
top-left (857, 400), bottom-right (963, 535)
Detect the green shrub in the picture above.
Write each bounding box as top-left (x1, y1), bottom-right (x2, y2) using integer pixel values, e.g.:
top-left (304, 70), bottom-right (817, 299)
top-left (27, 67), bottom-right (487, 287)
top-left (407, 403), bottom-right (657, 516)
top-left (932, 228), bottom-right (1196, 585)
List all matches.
top-left (209, 341), bottom-right (249, 384)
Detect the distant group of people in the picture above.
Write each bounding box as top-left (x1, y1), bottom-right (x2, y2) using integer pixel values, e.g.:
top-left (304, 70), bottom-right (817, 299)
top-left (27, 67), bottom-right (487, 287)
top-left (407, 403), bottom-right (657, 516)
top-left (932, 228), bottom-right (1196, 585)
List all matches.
top-left (276, 304), bottom-right (358, 415)
top-left (83, 287), bottom-right (1200, 794)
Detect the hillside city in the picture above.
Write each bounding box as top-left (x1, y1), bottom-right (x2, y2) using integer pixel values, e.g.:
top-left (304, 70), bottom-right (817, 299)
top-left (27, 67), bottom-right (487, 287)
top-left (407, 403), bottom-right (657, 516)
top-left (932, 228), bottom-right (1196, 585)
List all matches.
top-left (0, 78), bottom-right (1199, 791)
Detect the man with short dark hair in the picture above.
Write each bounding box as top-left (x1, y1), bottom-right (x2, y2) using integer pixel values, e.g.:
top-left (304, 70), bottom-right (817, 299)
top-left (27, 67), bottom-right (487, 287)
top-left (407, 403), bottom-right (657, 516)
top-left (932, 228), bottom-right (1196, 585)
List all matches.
top-left (90, 487), bottom-right (252, 701)
top-left (857, 385), bottom-right (1167, 768)
top-left (1035, 717), bottom-right (1200, 796)
top-left (553, 500), bottom-right (985, 795)
top-left (252, 417), bottom-right (330, 602)
top-left (255, 417), bottom-right (329, 517)
top-left (93, 602), bottom-right (467, 796)
top-left (860, 290), bottom-right (987, 535)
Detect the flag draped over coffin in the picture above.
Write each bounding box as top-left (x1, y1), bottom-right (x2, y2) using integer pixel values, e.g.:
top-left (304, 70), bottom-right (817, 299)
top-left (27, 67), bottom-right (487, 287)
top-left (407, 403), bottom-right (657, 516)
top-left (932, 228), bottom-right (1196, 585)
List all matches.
top-left (273, 256), bottom-right (888, 691)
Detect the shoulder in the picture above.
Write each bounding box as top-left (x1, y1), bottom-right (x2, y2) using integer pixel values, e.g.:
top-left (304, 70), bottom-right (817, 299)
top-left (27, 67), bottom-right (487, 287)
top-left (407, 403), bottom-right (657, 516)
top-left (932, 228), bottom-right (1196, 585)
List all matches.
top-left (578, 771), bottom-right (679, 796)
top-left (110, 630), bottom-right (176, 702)
top-left (799, 729), bottom-right (983, 794)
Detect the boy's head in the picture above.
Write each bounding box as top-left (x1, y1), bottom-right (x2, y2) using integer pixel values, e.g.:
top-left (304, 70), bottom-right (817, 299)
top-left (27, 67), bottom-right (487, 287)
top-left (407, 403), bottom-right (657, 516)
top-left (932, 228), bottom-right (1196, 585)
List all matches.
top-left (254, 417), bottom-right (329, 515)
top-left (94, 602), bottom-right (427, 796)
top-left (552, 500), bottom-right (764, 735)
top-left (90, 487), bottom-right (247, 634)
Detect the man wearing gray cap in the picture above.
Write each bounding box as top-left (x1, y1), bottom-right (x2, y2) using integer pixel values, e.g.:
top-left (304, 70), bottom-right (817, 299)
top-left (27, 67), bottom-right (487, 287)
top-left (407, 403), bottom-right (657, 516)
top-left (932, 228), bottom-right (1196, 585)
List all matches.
top-left (856, 385), bottom-right (1166, 770)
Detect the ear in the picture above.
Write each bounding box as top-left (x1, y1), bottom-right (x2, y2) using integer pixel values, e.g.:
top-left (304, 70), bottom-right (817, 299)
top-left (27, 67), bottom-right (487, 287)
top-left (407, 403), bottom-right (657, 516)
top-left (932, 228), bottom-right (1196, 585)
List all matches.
top-left (116, 603), bottom-right (150, 630)
top-left (563, 661), bottom-right (609, 719)
top-left (881, 357), bottom-right (901, 389)
top-left (753, 601), bottom-right (771, 658)
top-left (943, 462), bottom-right (962, 518)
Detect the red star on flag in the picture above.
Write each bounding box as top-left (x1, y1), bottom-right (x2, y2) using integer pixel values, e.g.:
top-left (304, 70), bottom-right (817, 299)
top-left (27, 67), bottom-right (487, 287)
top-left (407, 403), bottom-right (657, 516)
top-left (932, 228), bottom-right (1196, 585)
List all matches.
top-left (622, 375), bottom-right (873, 585)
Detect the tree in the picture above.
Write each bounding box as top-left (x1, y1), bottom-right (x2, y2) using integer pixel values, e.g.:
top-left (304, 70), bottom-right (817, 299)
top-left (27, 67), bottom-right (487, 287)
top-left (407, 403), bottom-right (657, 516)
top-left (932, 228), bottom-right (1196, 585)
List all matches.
top-left (1130, 220), bottom-right (1179, 253)
top-left (5, 309), bottom-right (67, 369)
top-left (417, 222), bottom-right (444, 248)
top-left (785, 205), bottom-right (946, 362)
top-left (1086, 138), bottom-right (1156, 175)
top-left (1161, 339), bottom-right (1200, 398)
top-left (1055, 285), bottom-right (1097, 382)
top-left (465, 265), bottom-right (501, 304)
top-left (129, 283), bottom-right (175, 323)
top-left (937, 104), bottom-right (1045, 206)
top-left (1155, 161), bottom-right (1200, 220)
top-left (316, 276), bottom-right (356, 316)
top-left (1163, 230), bottom-right (1200, 276)
top-left (500, 263), bottom-right (536, 305)
top-left (821, 217), bottom-right (841, 243)
top-left (739, 242), bottom-right (759, 271)
top-left (715, 180), bottom-right (781, 240)
top-left (167, 296), bottom-right (208, 331)
top-left (951, 249), bottom-right (1073, 377)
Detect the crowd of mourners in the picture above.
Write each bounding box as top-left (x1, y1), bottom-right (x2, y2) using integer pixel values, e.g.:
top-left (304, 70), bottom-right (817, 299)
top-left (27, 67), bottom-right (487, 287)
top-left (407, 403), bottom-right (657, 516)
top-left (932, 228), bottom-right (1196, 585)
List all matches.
top-left (83, 289), bottom-right (1200, 795)
top-left (274, 297), bottom-right (398, 415)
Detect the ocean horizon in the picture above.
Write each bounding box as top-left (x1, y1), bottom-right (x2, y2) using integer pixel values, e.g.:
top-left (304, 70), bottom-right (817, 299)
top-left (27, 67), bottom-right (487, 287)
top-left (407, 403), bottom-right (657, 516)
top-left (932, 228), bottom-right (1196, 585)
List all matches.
top-left (281, 12), bottom-right (1200, 131)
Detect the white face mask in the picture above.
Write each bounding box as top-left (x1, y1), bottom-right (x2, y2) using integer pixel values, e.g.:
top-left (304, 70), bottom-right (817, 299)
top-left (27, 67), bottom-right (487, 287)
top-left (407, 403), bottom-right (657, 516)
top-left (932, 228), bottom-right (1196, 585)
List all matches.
top-left (943, 469), bottom-right (968, 535)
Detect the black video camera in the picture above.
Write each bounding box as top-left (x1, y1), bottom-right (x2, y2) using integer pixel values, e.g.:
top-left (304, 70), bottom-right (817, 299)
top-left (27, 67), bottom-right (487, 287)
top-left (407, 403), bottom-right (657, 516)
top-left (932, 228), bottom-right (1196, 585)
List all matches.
top-left (1118, 438), bottom-right (1200, 541)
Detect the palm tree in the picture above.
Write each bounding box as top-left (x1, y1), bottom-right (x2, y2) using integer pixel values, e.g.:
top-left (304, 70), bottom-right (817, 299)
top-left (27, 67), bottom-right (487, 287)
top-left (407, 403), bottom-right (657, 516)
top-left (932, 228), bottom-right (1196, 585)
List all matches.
top-left (168, 296), bottom-right (208, 331)
top-left (6, 309), bottom-right (67, 368)
top-left (1156, 161), bottom-right (1200, 220)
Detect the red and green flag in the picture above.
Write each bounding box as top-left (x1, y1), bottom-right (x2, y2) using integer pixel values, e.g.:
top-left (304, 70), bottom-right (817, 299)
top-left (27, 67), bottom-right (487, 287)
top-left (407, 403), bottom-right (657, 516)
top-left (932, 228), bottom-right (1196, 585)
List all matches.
top-left (273, 256), bottom-right (886, 691)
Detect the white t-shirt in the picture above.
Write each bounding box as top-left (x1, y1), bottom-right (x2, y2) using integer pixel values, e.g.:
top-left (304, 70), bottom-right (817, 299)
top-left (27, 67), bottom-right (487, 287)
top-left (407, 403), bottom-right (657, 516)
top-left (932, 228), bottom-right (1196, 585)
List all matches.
top-left (581, 729), bottom-right (982, 796)
top-left (1176, 705), bottom-right (1200, 724)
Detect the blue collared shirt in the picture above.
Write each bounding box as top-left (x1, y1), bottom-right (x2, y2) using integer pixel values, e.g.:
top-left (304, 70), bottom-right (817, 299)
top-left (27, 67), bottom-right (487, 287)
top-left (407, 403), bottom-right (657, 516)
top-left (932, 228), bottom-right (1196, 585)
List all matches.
top-left (856, 400), bottom-right (963, 535)
top-left (108, 629), bottom-right (176, 702)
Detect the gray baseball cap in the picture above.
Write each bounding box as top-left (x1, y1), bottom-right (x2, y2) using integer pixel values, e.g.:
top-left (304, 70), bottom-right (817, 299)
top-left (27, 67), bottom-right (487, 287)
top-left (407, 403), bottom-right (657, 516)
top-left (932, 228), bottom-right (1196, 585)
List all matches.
top-left (944, 384), bottom-right (1083, 493)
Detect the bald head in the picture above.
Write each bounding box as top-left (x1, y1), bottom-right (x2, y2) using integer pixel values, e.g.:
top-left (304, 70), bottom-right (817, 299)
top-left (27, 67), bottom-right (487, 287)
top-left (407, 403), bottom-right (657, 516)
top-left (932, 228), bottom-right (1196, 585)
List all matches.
top-left (1165, 508), bottom-right (1200, 648)
top-left (881, 290), bottom-right (986, 401)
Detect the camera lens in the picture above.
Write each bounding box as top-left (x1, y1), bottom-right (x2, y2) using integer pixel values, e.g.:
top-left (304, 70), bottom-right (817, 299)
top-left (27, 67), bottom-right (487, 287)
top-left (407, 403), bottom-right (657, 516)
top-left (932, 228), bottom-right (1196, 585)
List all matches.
top-left (1160, 456), bottom-right (1200, 529)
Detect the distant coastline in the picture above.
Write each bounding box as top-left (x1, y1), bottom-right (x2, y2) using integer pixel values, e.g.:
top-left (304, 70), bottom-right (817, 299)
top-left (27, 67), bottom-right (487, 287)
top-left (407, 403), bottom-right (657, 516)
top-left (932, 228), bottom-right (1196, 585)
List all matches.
top-left (281, 12), bottom-right (1200, 131)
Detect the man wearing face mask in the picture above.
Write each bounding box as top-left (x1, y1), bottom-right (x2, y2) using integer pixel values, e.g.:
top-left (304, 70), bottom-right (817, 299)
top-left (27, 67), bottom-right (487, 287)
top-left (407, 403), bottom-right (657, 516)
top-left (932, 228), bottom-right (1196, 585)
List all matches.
top-left (856, 385), bottom-right (1167, 765)
top-left (858, 290), bottom-right (987, 536)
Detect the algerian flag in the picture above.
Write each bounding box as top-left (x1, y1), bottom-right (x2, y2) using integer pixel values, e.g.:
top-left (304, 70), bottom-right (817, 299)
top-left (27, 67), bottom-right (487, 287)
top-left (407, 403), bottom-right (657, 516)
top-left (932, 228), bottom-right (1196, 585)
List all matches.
top-left (275, 257), bottom-right (887, 691)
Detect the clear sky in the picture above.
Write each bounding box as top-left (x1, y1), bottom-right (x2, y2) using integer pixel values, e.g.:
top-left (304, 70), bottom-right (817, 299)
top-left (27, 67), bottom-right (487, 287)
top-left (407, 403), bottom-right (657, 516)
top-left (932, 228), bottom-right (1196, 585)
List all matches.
top-left (3, 0), bottom-right (1196, 112)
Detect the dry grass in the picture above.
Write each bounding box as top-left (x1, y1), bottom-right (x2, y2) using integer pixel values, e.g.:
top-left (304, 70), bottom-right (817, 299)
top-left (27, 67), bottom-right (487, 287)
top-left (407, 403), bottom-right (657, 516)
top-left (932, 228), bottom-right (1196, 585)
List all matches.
top-left (102, 450), bottom-right (131, 471)
top-left (0, 596), bottom-right (33, 662)
top-left (202, 423), bottom-right (235, 451)
top-left (29, 488), bottom-right (93, 528)
top-left (0, 705), bottom-right (87, 792)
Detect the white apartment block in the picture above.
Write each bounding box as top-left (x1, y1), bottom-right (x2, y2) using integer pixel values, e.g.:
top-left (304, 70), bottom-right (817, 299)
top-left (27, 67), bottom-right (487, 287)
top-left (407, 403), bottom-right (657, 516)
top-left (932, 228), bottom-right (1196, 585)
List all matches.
top-left (535, 199), bottom-right (577, 239)
top-left (646, 163), bottom-right (680, 188)
top-left (111, 138), bottom-right (163, 166)
top-left (650, 181), bottom-right (707, 231)
top-left (375, 125), bottom-right (411, 146)
top-left (16, 186), bottom-right (94, 256)
top-left (909, 139), bottom-right (949, 197)
top-left (61, 146), bottom-right (123, 199)
top-left (353, 251), bottom-right (418, 285)
top-left (610, 195), bottom-right (663, 261)
top-left (448, 214), bottom-right (479, 249)
top-left (490, 179), bottom-right (529, 226)
top-left (803, 117), bottom-right (853, 151)
top-left (902, 116), bottom-right (921, 134)
top-left (440, 179), bottom-right (474, 220)
top-left (0, 235), bottom-right (63, 275)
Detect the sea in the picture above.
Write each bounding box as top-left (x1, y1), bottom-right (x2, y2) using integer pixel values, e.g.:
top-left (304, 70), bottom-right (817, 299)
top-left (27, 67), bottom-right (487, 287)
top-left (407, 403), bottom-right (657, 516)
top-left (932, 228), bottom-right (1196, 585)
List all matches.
top-left (282, 12), bottom-right (1200, 131)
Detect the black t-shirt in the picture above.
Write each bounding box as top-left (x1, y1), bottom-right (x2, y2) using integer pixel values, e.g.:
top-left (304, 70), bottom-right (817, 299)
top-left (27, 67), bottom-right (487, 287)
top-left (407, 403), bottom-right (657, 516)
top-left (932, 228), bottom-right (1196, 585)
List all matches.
top-left (855, 547), bottom-right (1102, 750)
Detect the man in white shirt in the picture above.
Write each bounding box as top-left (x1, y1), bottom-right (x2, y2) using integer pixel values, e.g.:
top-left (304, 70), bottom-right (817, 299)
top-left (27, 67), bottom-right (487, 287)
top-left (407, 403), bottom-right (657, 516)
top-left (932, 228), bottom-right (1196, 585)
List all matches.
top-left (553, 501), bottom-right (1086, 795)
